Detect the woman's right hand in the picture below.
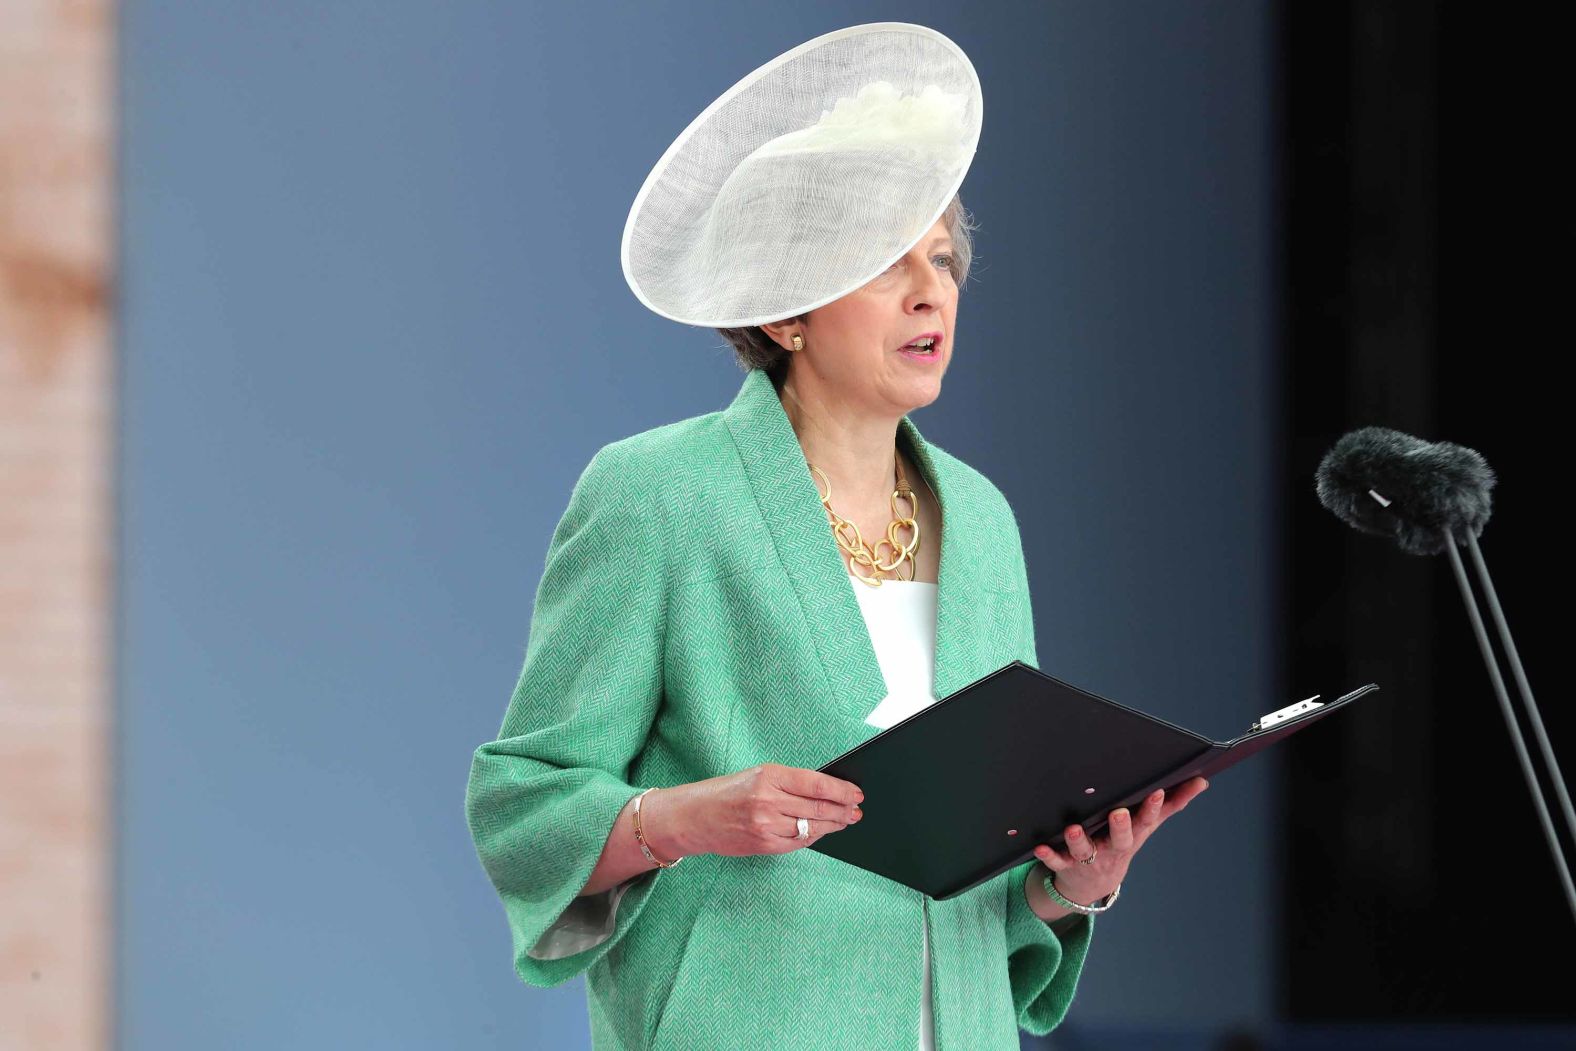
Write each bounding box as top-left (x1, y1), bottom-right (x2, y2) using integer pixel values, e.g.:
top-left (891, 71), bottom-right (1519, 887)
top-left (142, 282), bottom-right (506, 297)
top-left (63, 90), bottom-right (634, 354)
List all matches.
top-left (661, 764), bottom-right (865, 857)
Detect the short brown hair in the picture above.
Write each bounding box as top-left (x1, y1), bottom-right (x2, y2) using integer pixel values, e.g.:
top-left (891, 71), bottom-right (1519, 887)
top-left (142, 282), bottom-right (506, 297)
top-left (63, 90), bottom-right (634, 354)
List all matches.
top-left (715, 194), bottom-right (980, 381)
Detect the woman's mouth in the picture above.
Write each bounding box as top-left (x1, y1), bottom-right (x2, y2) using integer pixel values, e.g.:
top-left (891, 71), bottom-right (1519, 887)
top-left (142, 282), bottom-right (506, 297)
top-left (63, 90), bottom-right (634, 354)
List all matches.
top-left (898, 332), bottom-right (943, 361)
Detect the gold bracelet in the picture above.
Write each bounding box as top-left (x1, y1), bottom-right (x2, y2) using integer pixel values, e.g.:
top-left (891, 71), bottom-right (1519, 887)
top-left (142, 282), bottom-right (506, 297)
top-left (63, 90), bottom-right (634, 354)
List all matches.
top-left (633, 787), bottom-right (684, 869)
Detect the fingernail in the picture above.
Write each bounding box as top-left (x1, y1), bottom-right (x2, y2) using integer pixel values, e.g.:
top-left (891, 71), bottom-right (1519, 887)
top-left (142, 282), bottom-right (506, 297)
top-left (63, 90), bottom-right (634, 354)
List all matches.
top-left (1068, 827), bottom-right (1081, 838)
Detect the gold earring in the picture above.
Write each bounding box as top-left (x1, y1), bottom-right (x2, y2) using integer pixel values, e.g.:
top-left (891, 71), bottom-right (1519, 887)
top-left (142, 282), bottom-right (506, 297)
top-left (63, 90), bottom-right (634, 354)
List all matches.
top-left (791, 334), bottom-right (804, 352)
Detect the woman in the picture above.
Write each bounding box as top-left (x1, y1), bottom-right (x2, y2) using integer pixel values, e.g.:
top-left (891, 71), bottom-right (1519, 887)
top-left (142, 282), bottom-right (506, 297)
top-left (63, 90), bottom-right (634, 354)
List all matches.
top-left (466, 23), bottom-right (1208, 1050)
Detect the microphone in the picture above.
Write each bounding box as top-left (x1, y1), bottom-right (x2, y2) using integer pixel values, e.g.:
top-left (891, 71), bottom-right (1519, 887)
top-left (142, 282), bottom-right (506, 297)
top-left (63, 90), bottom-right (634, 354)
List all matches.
top-left (1314, 426), bottom-right (1495, 555)
top-left (1316, 426), bottom-right (1574, 925)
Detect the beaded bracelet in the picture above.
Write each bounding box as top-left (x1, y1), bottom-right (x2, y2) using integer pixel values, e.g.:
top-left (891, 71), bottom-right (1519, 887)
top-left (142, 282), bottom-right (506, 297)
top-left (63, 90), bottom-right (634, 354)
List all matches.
top-left (633, 787), bottom-right (684, 869)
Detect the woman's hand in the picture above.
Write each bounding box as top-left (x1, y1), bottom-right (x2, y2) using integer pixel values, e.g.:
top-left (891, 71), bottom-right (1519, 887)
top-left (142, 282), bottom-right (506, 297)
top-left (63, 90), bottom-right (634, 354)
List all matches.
top-left (660, 764), bottom-right (865, 858)
top-left (1033, 776), bottom-right (1210, 905)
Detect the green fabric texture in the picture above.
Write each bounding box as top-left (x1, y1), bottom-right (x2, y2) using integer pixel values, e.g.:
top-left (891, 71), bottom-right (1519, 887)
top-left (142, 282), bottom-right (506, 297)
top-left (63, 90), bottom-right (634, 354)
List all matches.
top-left (466, 367), bottom-right (1095, 1049)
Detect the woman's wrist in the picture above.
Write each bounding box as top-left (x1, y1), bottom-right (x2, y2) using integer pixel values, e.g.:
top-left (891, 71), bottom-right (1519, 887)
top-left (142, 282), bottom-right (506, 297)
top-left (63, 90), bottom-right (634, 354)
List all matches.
top-left (638, 784), bottom-right (695, 862)
top-left (1024, 860), bottom-right (1108, 924)
top-left (1023, 861), bottom-right (1078, 923)
top-left (578, 784), bottom-right (697, 898)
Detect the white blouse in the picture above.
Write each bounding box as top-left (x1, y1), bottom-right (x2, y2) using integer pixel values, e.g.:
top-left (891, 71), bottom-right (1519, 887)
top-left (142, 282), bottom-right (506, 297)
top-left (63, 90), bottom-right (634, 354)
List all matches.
top-left (849, 576), bottom-right (941, 1051)
top-left (531, 575), bottom-right (943, 1051)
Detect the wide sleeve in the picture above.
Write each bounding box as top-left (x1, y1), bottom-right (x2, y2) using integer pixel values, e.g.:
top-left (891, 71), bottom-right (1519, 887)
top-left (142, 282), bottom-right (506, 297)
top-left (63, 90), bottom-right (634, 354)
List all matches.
top-left (464, 442), bottom-right (674, 988)
top-left (1004, 861), bottom-right (1097, 1035)
top-left (1000, 490), bottom-right (1097, 1034)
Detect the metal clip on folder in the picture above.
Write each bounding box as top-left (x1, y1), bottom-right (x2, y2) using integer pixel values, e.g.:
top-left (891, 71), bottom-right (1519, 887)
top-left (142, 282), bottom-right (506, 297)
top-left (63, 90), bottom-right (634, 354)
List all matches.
top-left (1250, 695), bottom-right (1324, 734)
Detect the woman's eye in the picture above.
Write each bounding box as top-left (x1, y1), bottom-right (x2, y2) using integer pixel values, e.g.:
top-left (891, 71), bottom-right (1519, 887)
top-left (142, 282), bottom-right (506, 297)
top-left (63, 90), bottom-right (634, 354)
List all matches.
top-left (886, 255), bottom-right (955, 273)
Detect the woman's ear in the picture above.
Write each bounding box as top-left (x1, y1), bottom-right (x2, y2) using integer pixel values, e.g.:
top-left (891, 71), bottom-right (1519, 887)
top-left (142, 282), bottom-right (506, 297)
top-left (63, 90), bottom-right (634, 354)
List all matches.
top-left (759, 316), bottom-right (803, 352)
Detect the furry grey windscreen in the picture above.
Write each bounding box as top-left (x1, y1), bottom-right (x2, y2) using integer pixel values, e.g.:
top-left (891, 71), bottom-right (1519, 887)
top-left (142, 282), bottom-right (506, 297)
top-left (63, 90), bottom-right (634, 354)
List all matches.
top-left (1314, 426), bottom-right (1497, 556)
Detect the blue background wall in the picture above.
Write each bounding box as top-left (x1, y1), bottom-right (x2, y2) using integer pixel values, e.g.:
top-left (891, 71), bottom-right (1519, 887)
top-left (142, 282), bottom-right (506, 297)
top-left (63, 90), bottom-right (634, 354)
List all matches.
top-left (118, 2), bottom-right (1276, 1046)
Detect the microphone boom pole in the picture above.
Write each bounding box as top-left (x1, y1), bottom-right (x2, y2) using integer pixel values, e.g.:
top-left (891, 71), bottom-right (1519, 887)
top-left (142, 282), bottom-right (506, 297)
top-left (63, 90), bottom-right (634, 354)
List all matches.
top-left (1435, 526), bottom-right (1576, 922)
top-left (1464, 530), bottom-right (1575, 842)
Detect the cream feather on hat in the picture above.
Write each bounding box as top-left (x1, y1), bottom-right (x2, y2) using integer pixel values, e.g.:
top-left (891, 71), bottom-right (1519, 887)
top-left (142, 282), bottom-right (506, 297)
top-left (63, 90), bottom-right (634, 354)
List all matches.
top-left (620, 22), bottom-right (983, 329)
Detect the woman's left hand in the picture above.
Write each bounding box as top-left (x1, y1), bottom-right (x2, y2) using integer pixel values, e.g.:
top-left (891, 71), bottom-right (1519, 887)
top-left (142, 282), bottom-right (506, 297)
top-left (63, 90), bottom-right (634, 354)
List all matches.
top-left (1033, 776), bottom-right (1210, 905)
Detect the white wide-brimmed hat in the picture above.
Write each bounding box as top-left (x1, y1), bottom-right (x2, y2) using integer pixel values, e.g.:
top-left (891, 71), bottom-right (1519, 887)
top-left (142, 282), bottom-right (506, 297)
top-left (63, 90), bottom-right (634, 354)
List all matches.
top-left (620, 22), bottom-right (983, 329)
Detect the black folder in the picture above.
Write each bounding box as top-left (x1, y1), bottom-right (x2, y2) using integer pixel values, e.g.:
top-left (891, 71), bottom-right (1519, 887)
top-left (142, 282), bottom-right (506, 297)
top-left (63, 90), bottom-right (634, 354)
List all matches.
top-left (811, 660), bottom-right (1380, 900)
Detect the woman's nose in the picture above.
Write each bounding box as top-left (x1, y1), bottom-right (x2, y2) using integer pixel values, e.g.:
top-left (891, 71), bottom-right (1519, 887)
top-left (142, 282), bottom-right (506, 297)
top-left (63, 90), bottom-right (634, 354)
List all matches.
top-left (906, 256), bottom-right (947, 305)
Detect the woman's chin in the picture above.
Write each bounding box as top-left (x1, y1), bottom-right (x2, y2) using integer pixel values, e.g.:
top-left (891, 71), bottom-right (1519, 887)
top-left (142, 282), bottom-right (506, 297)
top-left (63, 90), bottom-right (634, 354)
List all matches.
top-left (893, 372), bottom-right (944, 410)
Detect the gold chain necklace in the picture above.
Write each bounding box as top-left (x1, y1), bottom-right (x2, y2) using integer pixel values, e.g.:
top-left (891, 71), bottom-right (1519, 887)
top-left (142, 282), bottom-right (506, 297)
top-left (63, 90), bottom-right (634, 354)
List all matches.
top-left (807, 453), bottom-right (921, 587)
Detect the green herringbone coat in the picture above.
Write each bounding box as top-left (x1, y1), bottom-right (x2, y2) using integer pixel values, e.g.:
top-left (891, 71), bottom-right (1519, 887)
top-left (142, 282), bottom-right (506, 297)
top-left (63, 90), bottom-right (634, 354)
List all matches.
top-left (466, 367), bottom-right (1095, 1050)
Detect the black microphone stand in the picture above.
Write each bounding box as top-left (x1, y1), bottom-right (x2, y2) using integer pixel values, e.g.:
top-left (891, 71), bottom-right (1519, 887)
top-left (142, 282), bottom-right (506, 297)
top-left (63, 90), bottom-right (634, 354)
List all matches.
top-left (1427, 519), bottom-right (1576, 923)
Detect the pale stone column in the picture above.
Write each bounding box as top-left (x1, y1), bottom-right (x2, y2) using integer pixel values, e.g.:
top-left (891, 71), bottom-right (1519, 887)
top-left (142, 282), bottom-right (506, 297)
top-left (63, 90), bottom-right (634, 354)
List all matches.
top-left (0, 0), bottom-right (116, 1048)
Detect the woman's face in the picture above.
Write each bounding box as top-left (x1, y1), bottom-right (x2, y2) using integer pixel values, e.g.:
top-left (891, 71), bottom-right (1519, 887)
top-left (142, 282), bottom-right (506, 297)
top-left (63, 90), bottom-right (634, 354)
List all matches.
top-left (770, 216), bottom-right (957, 417)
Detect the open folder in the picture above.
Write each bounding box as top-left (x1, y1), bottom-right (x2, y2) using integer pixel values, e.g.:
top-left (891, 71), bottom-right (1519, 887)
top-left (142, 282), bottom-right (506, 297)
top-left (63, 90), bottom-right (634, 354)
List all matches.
top-left (812, 660), bottom-right (1380, 900)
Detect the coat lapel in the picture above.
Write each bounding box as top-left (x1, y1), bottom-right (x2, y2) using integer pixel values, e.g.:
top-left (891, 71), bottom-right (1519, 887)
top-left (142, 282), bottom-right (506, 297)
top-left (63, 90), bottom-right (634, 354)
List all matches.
top-left (722, 368), bottom-right (987, 727)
